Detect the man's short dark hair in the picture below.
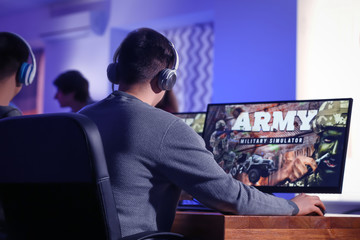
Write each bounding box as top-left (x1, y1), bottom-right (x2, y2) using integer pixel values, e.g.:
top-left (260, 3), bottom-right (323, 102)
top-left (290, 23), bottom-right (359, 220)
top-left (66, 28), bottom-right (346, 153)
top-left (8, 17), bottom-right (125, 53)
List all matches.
top-left (0, 32), bottom-right (29, 81)
top-left (114, 28), bottom-right (175, 85)
top-left (53, 70), bottom-right (90, 102)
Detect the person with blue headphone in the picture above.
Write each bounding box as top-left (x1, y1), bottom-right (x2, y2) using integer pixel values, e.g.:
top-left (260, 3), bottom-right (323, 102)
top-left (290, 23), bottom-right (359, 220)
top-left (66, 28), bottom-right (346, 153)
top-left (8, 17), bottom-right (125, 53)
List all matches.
top-left (0, 32), bottom-right (36, 119)
top-left (0, 31), bottom-right (36, 237)
top-left (80, 28), bottom-right (325, 238)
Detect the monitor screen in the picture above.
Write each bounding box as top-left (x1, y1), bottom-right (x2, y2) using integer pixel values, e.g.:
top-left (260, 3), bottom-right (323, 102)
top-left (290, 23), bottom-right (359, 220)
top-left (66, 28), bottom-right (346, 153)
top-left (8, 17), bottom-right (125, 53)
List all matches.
top-left (202, 98), bottom-right (352, 194)
top-left (173, 112), bottom-right (207, 136)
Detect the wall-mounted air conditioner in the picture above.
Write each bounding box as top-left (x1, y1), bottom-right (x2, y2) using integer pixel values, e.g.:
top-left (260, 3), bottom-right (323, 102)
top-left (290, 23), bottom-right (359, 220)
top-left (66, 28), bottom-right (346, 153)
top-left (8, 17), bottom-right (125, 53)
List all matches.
top-left (40, 0), bottom-right (109, 41)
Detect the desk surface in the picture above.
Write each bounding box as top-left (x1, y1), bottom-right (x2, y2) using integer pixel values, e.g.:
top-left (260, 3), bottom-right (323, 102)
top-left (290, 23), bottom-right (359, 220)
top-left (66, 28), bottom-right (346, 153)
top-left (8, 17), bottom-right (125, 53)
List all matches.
top-left (171, 211), bottom-right (360, 240)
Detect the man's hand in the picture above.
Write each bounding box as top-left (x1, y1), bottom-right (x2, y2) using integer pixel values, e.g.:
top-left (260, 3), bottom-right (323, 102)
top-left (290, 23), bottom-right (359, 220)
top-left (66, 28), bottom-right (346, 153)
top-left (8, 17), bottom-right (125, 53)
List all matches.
top-left (286, 155), bottom-right (317, 182)
top-left (269, 155), bottom-right (318, 185)
top-left (291, 193), bottom-right (326, 216)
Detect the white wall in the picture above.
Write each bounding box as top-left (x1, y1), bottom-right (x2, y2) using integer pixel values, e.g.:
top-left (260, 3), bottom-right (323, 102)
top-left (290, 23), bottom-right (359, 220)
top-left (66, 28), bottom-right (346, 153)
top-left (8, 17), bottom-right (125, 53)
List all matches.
top-left (213, 0), bottom-right (297, 103)
top-left (109, 0), bottom-right (214, 30)
top-left (297, 0), bottom-right (360, 202)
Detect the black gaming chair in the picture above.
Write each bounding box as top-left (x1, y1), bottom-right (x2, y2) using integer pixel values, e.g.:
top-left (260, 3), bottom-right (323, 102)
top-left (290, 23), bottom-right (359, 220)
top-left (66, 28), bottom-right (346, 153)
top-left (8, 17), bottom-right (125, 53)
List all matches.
top-left (0, 113), bottom-right (184, 240)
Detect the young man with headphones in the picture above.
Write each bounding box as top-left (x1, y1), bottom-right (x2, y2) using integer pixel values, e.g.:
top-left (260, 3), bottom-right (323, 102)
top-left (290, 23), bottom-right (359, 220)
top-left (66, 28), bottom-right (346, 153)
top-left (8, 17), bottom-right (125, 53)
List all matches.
top-left (0, 31), bottom-right (36, 236)
top-left (80, 28), bottom-right (325, 238)
top-left (0, 32), bottom-right (36, 119)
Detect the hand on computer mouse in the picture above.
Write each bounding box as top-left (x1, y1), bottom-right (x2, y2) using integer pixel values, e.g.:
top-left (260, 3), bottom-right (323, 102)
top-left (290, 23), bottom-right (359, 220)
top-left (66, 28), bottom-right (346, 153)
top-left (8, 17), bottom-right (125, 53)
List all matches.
top-left (291, 193), bottom-right (326, 216)
top-left (306, 206), bottom-right (326, 216)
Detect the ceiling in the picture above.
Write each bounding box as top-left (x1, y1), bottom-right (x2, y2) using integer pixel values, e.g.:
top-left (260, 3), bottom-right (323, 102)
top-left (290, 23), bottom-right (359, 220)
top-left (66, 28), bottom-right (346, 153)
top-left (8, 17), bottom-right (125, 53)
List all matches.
top-left (0, 0), bottom-right (72, 17)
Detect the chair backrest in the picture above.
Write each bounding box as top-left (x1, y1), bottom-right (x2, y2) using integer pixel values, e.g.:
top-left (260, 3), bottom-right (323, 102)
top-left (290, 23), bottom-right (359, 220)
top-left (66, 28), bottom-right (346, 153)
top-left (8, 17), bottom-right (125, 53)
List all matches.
top-left (0, 113), bottom-right (121, 240)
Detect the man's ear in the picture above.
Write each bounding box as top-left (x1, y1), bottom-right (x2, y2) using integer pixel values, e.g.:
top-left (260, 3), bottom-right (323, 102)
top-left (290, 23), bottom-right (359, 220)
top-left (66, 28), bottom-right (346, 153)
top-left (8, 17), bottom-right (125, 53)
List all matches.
top-left (150, 75), bottom-right (162, 94)
top-left (16, 80), bottom-right (22, 88)
top-left (14, 72), bottom-right (22, 88)
top-left (14, 77), bottom-right (23, 97)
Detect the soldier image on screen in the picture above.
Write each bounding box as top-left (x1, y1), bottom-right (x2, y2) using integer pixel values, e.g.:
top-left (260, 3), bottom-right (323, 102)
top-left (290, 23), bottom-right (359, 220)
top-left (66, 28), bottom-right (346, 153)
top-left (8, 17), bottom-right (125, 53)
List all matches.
top-left (305, 101), bottom-right (349, 187)
top-left (265, 100), bottom-right (349, 188)
top-left (210, 120), bottom-right (228, 162)
top-left (209, 120), bottom-right (237, 169)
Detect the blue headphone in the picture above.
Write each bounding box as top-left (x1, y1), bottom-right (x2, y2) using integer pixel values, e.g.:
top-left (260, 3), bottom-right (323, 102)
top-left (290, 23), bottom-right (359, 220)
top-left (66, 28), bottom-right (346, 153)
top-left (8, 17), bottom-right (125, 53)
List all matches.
top-left (107, 41), bottom-right (179, 91)
top-left (9, 32), bottom-right (37, 86)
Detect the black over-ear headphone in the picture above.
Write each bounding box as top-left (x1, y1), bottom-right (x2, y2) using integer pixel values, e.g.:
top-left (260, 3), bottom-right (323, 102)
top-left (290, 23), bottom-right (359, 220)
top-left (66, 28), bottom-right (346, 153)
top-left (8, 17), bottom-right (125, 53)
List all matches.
top-left (157, 41), bottom-right (179, 91)
top-left (9, 32), bottom-right (37, 86)
top-left (107, 41), bottom-right (179, 91)
top-left (106, 47), bottom-right (121, 86)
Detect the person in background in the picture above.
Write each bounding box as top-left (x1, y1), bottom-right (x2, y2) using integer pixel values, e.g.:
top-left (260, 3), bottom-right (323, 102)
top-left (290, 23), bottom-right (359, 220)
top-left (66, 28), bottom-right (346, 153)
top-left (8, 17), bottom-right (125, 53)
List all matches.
top-left (80, 28), bottom-right (325, 238)
top-left (0, 32), bottom-right (36, 119)
top-left (53, 70), bottom-right (94, 112)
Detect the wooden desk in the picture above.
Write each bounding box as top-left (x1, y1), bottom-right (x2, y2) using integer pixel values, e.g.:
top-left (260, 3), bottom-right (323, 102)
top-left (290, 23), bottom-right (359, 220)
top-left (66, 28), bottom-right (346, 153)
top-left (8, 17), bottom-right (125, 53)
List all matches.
top-left (171, 211), bottom-right (360, 240)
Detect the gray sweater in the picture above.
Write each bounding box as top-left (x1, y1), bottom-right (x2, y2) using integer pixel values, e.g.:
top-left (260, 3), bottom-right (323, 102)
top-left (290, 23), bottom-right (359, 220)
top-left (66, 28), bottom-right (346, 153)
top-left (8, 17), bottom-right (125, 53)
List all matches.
top-left (0, 106), bottom-right (22, 119)
top-left (80, 91), bottom-right (298, 237)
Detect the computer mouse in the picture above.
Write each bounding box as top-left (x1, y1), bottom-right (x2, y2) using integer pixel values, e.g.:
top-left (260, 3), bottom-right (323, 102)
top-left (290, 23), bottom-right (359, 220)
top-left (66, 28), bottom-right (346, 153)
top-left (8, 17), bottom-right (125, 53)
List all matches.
top-left (306, 206), bottom-right (326, 216)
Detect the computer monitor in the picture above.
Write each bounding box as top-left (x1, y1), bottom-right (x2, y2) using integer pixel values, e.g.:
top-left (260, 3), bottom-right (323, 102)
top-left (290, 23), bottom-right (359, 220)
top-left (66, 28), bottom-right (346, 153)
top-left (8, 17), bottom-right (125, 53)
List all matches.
top-left (173, 112), bottom-right (206, 136)
top-left (202, 98), bottom-right (352, 194)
